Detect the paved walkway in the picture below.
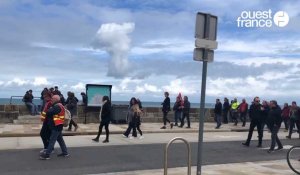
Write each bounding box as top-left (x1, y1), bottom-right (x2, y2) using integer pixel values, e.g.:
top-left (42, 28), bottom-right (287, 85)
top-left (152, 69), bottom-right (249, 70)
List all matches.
top-left (0, 122), bottom-right (259, 137)
top-left (0, 122), bottom-right (297, 175)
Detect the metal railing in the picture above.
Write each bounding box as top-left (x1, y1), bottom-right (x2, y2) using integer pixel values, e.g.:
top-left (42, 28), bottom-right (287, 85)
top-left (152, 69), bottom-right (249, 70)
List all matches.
top-left (9, 96), bottom-right (41, 105)
top-left (164, 137), bottom-right (191, 175)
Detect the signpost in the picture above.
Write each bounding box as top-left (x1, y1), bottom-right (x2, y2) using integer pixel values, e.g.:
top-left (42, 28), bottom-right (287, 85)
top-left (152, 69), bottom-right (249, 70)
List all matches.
top-left (194, 12), bottom-right (218, 175)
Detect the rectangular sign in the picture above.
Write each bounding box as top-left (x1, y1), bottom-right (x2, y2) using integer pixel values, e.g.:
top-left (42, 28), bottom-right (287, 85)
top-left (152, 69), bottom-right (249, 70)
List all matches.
top-left (86, 84), bottom-right (112, 107)
top-left (195, 12), bottom-right (218, 41)
top-left (193, 48), bottom-right (214, 62)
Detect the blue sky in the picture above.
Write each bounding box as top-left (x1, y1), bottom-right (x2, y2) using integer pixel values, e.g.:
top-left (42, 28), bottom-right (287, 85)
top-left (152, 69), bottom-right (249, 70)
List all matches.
top-left (0, 0), bottom-right (300, 104)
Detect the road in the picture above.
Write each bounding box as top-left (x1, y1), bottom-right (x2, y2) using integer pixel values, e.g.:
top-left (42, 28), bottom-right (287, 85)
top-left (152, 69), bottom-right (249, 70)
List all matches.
top-left (0, 139), bottom-right (298, 175)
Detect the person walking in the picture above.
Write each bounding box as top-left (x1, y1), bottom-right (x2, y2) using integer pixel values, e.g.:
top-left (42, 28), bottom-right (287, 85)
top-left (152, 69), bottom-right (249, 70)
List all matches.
top-left (160, 92), bottom-right (173, 129)
top-left (66, 92), bottom-right (79, 131)
top-left (281, 103), bottom-right (290, 131)
top-left (39, 99), bottom-right (52, 155)
top-left (266, 100), bottom-right (283, 153)
top-left (133, 102), bottom-right (143, 139)
top-left (214, 98), bottom-right (222, 129)
top-left (286, 101), bottom-right (300, 139)
top-left (231, 98), bottom-right (239, 125)
top-left (222, 97), bottom-right (230, 124)
top-left (40, 95), bottom-right (69, 160)
top-left (92, 96), bottom-right (111, 143)
top-left (123, 97), bottom-right (138, 138)
top-left (173, 93), bottom-right (183, 127)
top-left (180, 96), bottom-right (191, 128)
top-left (242, 97), bottom-right (264, 147)
top-left (238, 99), bottom-right (248, 127)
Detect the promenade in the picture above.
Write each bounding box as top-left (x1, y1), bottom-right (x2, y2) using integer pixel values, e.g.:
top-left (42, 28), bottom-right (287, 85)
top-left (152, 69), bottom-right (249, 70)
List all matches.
top-left (0, 122), bottom-right (297, 175)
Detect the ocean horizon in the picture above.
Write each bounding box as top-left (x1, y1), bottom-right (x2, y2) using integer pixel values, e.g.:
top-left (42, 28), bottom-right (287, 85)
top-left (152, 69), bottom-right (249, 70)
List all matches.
top-left (0, 98), bottom-right (215, 109)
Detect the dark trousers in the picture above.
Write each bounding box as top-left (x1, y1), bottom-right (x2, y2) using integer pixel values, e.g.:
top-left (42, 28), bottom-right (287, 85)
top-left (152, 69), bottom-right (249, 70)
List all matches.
top-left (245, 120), bottom-right (263, 146)
top-left (223, 110), bottom-right (228, 123)
top-left (214, 114), bottom-right (222, 128)
top-left (68, 118), bottom-right (78, 130)
top-left (174, 111), bottom-right (182, 125)
top-left (180, 112), bottom-right (190, 127)
top-left (270, 125), bottom-right (282, 150)
top-left (232, 111), bottom-right (239, 125)
top-left (288, 118), bottom-right (300, 137)
top-left (136, 124), bottom-right (142, 136)
top-left (163, 111), bottom-right (171, 126)
top-left (124, 121), bottom-right (137, 137)
top-left (283, 118), bottom-right (289, 130)
top-left (240, 112), bottom-right (247, 126)
top-left (45, 127), bottom-right (68, 156)
top-left (95, 122), bottom-right (109, 141)
top-left (40, 122), bottom-right (51, 149)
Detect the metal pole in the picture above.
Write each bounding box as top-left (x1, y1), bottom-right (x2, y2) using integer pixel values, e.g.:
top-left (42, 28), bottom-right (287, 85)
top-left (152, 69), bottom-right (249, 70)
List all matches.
top-left (196, 60), bottom-right (208, 175)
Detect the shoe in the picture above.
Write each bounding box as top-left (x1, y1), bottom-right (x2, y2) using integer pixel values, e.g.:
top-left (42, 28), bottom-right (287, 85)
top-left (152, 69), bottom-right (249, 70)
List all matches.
top-left (129, 136), bottom-right (134, 139)
top-left (267, 149), bottom-right (274, 153)
top-left (160, 126), bottom-right (166, 129)
top-left (74, 126), bottom-right (79, 132)
top-left (276, 146), bottom-right (283, 151)
top-left (39, 149), bottom-right (47, 154)
top-left (242, 142), bottom-right (249, 147)
top-left (139, 136), bottom-right (144, 139)
top-left (57, 153), bottom-right (70, 157)
top-left (170, 123), bottom-right (174, 129)
top-left (122, 134), bottom-right (128, 138)
top-left (286, 136), bottom-right (291, 139)
top-left (242, 125), bottom-right (245, 127)
top-left (92, 138), bottom-right (99, 142)
top-left (178, 126), bottom-right (183, 128)
top-left (186, 126), bottom-right (191, 128)
top-left (67, 128), bottom-right (71, 131)
top-left (215, 127), bottom-right (220, 129)
top-left (39, 154), bottom-right (50, 160)
top-left (256, 145), bottom-right (262, 148)
top-left (102, 140), bottom-right (109, 143)
top-left (174, 123), bottom-right (178, 126)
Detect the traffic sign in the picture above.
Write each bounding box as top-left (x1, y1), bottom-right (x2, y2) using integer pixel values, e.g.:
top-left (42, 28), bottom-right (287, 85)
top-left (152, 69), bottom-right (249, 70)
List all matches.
top-left (193, 48), bottom-right (214, 62)
top-left (195, 38), bottom-right (218, 50)
top-left (195, 12), bottom-right (218, 40)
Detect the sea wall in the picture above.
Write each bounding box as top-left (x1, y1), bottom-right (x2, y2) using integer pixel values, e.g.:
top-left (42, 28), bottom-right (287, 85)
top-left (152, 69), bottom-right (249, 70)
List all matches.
top-left (0, 104), bottom-right (216, 124)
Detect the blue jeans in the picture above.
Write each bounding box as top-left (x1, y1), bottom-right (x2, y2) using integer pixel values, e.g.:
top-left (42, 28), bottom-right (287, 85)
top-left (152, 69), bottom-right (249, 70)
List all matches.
top-left (214, 114), bottom-right (222, 127)
top-left (174, 111), bottom-right (182, 125)
top-left (25, 102), bottom-right (38, 115)
top-left (270, 125), bottom-right (282, 150)
top-left (45, 128), bottom-right (68, 155)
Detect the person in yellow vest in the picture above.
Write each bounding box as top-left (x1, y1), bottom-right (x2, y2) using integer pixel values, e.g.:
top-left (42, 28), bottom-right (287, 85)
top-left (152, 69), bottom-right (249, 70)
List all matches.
top-left (231, 98), bottom-right (240, 125)
top-left (40, 95), bottom-right (69, 160)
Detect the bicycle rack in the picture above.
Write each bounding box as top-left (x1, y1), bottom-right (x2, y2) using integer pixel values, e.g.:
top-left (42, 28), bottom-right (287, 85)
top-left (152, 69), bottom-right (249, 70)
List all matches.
top-left (164, 137), bottom-right (191, 175)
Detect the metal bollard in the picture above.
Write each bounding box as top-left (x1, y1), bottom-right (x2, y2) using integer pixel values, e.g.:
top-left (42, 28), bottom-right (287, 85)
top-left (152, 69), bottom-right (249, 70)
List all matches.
top-left (164, 137), bottom-right (191, 175)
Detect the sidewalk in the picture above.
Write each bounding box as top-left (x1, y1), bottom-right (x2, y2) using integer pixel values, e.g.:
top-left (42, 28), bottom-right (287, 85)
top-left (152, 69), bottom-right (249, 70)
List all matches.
top-left (0, 122), bottom-right (251, 137)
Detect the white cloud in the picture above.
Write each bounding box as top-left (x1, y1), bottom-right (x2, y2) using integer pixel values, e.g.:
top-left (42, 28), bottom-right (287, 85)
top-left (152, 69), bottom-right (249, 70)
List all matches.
top-left (92, 22), bottom-right (135, 78)
top-left (33, 77), bottom-right (49, 86)
top-left (71, 82), bottom-right (85, 91)
top-left (6, 78), bottom-right (29, 86)
top-left (162, 79), bottom-right (197, 96)
top-left (135, 83), bottom-right (161, 93)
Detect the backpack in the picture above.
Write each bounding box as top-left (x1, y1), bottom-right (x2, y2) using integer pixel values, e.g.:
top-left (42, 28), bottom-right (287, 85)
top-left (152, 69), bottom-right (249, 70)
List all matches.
top-left (63, 107), bottom-right (71, 127)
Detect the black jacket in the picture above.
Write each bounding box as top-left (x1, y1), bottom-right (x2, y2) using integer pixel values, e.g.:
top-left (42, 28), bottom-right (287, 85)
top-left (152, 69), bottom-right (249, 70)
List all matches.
top-left (66, 97), bottom-right (78, 116)
top-left (23, 93), bottom-right (33, 103)
top-left (183, 101), bottom-right (190, 114)
top-left (214, 102), bottom-right (222, 115)
top-left (162, 97), bottom-right (170, 112)
top-left (223, 101), bottom-right (230, 112)
top-left (249, 103), bottom-right (263, 121)
top-left (101, 102), bottom-right (111, 124)
top-left (267, 105), bottom-right (282, 129)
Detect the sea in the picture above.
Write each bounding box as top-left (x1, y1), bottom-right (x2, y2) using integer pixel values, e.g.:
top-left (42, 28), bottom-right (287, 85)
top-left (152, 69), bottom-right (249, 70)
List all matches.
top-left (0, 98), bottom-right (215, 109)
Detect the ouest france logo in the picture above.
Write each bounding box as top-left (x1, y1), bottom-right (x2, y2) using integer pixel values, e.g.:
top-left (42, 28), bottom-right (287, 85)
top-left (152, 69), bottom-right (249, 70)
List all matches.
top-left (237, 10), bottom-right (289, 28)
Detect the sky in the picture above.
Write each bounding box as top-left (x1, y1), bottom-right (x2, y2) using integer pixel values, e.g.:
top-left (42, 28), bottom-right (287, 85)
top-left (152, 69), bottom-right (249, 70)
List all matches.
top-left (0, 0), bottom-right (300, 104)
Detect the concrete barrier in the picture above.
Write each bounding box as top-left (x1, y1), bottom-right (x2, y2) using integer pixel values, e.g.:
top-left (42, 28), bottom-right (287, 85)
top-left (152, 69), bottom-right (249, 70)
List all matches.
top-left (0, 104), bottom-right (216, 124)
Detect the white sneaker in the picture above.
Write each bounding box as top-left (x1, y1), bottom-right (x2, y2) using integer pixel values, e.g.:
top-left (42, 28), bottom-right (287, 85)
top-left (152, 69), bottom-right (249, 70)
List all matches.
top-left (129, 136), bottom-right (134, 139)
top-left (39, 149), bottom-right (47, 154)
top-left (139, 136), bottom-right (144, 139)
top-left (122, 134), bottom-right (128, 138)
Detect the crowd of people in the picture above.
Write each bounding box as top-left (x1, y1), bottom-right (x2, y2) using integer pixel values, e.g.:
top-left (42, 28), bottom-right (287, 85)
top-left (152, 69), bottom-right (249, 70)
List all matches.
top-left (213, 96), bottom-right (300, 153)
